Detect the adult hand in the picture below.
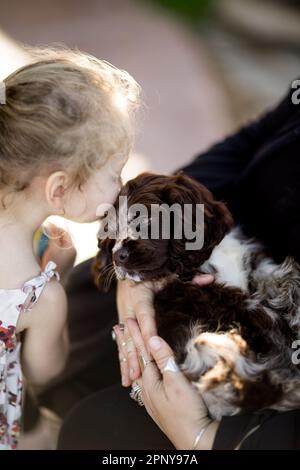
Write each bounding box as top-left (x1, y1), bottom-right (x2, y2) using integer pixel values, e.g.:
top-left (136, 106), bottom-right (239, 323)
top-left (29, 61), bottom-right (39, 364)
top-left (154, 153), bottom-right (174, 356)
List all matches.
top-left (115, 279), bottom-right (157, 386)
top-left (115, 274), bottom-right (214, 386)
top-left (126, 318), bottom-right (219, 450)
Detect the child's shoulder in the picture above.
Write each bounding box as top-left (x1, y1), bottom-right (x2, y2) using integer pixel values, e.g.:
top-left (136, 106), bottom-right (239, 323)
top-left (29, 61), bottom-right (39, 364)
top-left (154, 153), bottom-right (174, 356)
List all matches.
top-left (17, 278), bottom-right (67, 333)
top-left (36, 278), bottom-right (67, 311)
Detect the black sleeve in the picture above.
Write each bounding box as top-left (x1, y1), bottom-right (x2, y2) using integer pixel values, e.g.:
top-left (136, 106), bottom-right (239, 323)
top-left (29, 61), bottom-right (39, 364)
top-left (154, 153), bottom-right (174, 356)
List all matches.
top-left (180, 84), bottom-right (300, 450)
top-left (179, 88), bottom-right (295, 201)
top-left (213, 410), bottom-right (300, 450)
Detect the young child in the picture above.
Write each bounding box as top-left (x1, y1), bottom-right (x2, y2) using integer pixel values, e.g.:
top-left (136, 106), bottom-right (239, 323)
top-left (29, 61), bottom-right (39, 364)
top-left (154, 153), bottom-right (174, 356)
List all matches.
top-left (0, 46), bottom-right (140, 449)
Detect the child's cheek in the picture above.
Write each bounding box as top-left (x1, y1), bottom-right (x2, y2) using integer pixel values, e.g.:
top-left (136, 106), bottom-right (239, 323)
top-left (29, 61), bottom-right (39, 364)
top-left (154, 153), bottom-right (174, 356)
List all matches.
top-left (67, 178), bottom-right (121, 223)
top-left (83, 188), bottom-right (120, 223)
top-left (97, 181), bottom-right (120, 207)
top-left (65, 193), bottom-right (87, 221)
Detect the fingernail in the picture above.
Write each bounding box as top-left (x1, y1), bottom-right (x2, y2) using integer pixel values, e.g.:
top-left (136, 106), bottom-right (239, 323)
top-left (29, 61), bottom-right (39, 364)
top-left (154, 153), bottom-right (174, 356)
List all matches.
top-left (195, 274), bottom-right (214, 285)
top-left (129, 368), bottom-right (135, 380)
top-left (122, 377), bottom-right (130, 387)
top-left (113, 326), bottom-right (119, 336)
top-left (149, 336), bottom-right (162, 351)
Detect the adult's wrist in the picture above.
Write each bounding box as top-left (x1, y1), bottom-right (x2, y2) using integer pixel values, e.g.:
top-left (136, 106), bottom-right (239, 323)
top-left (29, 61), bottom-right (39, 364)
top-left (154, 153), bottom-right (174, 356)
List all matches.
top-left (194, 420), bottom-right (219, 450)
top-left (175, 416), bottom-right (212, 450)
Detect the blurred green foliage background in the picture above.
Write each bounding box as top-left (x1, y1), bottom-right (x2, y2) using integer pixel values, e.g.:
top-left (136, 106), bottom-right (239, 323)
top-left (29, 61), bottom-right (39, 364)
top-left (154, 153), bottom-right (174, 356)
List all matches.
top-left (151, 0), bottom-right (216, 23)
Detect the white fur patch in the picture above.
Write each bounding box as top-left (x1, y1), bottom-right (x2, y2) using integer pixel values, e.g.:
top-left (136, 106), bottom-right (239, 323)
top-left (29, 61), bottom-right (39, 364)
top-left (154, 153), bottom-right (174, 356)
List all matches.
top-left (201, 227), bottom-right (262, 291)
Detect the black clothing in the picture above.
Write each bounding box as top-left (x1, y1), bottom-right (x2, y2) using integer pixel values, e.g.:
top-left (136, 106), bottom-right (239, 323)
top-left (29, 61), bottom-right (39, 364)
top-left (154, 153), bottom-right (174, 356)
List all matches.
top-left (58, 386), bottom-right (174, 450)
top-left (182, 86), bottom-right (300, 263)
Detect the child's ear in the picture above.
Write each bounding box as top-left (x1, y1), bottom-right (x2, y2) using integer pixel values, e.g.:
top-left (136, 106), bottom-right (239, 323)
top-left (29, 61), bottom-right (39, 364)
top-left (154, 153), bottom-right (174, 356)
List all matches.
top-left (45, 171), bottom-right (69, 212)
top-left (91, 237), bottom-right (114, 291)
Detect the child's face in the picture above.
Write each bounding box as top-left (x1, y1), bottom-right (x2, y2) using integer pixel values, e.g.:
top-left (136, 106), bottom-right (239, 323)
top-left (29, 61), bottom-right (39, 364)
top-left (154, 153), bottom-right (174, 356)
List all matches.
top-left (65, 154), bottom-right (128, 223)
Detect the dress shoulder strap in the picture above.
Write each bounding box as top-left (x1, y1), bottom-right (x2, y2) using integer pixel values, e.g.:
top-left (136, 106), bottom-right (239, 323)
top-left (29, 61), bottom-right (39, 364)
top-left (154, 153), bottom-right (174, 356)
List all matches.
top-left (19, 261), bottom-right (60, 313)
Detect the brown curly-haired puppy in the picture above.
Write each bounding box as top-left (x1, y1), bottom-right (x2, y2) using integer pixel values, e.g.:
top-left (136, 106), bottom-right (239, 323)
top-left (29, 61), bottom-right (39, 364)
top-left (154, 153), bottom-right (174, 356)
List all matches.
top-left (93, 172), bottom-right (300, 420)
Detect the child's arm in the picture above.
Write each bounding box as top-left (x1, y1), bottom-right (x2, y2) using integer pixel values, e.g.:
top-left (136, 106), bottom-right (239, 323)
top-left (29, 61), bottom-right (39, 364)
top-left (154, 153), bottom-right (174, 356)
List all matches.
top-left (17, 280), bottom-right (69, 386)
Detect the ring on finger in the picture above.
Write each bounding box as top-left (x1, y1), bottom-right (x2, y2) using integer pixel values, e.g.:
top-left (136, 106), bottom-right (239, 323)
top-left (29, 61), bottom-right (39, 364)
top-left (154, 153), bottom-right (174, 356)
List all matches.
top-left (121, 337), bottom-right (133, 347)
top-left (129, 382), bottom-right (144, 406)
top-left (162, 356), bottom-right (180, 373)
top-left (138, 354), bottom-right (154, 372)
top-left (124, 336), bottom-right (135, 355)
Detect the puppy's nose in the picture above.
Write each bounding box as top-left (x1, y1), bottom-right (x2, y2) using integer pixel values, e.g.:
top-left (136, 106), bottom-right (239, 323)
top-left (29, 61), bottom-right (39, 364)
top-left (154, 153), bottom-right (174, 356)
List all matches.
top-left (114, 246), bottom-right (129, 265)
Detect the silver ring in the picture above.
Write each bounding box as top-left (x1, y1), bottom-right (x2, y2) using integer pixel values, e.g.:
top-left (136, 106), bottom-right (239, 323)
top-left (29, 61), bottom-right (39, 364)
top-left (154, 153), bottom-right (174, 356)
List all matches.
top-left (129, 382), bottom-right (144, 406)
top-left (141, 356), bottom-right (154, 369)
top-left (111, 330), bottom-right (116, 342)
top-left (138, 354), bottom-right (154, 372)
top-left (162, 357), bottom-right (180, 373)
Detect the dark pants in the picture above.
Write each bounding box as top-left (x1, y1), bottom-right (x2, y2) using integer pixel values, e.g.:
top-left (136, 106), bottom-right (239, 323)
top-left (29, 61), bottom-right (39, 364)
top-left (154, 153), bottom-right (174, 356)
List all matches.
top-left (57, 386), bottom-right (174, 450)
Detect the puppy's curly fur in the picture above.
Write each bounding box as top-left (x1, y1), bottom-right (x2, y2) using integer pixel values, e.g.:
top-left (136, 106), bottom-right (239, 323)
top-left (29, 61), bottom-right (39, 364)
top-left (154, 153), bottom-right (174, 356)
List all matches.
top-left (93, 172), bottom-right (300, 420)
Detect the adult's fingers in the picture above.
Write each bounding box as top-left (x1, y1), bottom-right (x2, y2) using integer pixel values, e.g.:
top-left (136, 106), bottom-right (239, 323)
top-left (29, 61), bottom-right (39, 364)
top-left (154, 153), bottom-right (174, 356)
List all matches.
top-left (113, 324), bottom-right (131, 387)
top-left (138, 335), bottom-right (185, 414)
top-left (126, 318), bottom-right (157, 377)
top-left (129, 325), bottom-right (163, 421)
top-left (123, 323), bottom-right (141, 382)
top-left (117, 280), bottom-right (136, 320)
top-left (143, 336), bottom-right (188, 396)
top-left (134, 289), bottom-right (157, 346)
top-left (116, 280), bottom-right (158, 380)
top-left (147, 336), bottom-right (179, 376)
top-left (192, 274), bottom-right (214, 286)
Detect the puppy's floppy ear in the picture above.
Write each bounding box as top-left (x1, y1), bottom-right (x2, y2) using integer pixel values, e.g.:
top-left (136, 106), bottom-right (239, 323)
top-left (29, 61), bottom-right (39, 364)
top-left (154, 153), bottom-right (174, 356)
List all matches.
top-left (163, 172), bottom-right (234, 276)
top-left (91, 237), bottom-right (114, 291)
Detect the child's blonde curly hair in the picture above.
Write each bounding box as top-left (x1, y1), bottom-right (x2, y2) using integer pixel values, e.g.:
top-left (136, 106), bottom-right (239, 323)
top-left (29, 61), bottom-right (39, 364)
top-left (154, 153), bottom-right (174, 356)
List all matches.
top-left (0, 45), bottom-right (141, 207)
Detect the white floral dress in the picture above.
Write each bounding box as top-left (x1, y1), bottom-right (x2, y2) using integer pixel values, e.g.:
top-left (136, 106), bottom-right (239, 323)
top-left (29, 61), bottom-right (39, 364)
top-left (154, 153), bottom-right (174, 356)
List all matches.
top-left (0, 261), bottom-right (60, 450)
